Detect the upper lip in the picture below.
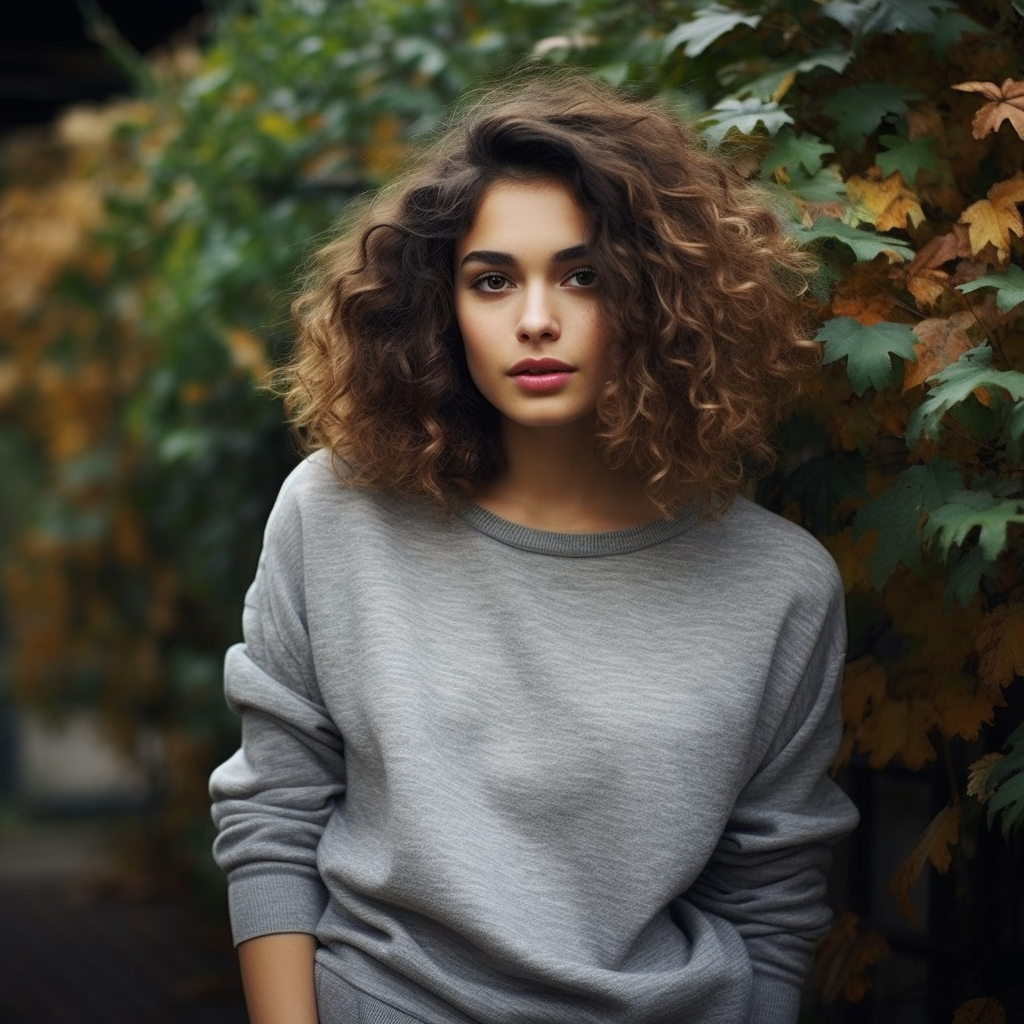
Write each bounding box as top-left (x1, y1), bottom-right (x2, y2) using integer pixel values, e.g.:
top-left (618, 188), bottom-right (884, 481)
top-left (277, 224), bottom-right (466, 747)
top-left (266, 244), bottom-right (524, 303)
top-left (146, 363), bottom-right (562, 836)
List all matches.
top-left (508, 358), bottom-right (575, 375)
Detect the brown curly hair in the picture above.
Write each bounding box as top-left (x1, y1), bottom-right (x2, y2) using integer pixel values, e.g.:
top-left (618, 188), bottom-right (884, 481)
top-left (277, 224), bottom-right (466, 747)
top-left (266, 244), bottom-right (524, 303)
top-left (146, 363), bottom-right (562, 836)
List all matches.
top-left (283, 69), bottom-right (817, 515)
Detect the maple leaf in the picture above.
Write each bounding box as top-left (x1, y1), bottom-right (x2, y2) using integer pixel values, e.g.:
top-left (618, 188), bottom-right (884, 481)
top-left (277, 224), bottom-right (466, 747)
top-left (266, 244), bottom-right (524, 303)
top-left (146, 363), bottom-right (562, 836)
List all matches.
top-left (953, 78), bottom-right (1024, 140)
top-left (792, 216), bottom-right (914, 262)
top-left (662, 5), bottom-right (760, 58)
top-left (906, 223), bottom-right (971, 275)
top-left (854, 461), bottom-right (961, 587)
top-left (816, 318), bottom-right (917, 395)
top-left (958, 173), bottom-right (1024, 259)
top-left (814, 911), bottom-right (889, 1005)
top-left (889, 800), bottom-right (960, 924)
top-left (908, 345), bottom-right (1024, 444)
top-left (821, 82), bottom-right (923, 147)
top-left (904, 312), bottom-right (976, 391)
top-left (967, 752), bottom-right (1004, 803)
top-left (952, 999), bottom-right (1008, 1024)
top-left (856, 694), bottom-right (939, 769)
top-left (933, 674), bottom-right (1007, 741)
top-left (958, 264), bottom-right (1024, 313)
top-left (847, 172), bottom-right (925, 231)
top-left (761, 126), bottom-right (835, 179)
top-left (699, 98), bottom-right (792, 144)
top-left (977, 603), bottom-right (1024, 689)
top-left (876, 133), bottom-right (940, 186)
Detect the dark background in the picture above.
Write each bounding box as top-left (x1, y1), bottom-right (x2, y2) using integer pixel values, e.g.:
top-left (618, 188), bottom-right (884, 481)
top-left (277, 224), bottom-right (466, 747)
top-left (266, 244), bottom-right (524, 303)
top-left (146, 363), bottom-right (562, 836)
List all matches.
top-left (2, 0), bottom-right (207, 132)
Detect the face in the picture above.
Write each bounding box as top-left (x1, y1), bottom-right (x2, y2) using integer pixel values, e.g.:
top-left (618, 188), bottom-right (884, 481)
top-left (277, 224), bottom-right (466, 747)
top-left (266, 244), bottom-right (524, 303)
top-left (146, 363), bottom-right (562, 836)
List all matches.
top-left (454, 178), bottom-right (615, 433)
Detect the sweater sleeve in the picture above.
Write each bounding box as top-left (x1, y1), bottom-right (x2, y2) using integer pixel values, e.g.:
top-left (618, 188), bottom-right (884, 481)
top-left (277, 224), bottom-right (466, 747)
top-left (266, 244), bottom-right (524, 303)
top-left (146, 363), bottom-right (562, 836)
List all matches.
top-left (209, 471), bottom-right (346, 945)
top-left (686, 570), bottom-right (858, 1024)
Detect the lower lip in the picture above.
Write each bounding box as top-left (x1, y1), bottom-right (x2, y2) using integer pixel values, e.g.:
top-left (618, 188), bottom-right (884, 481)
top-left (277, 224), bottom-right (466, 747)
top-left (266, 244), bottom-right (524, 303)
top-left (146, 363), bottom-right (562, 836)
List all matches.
top-left (511, 372), bottom-right (574, 393)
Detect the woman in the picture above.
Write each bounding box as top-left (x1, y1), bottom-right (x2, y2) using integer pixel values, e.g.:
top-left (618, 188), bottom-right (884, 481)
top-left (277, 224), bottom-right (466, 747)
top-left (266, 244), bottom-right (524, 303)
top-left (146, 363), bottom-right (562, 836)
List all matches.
top-left (210, 71), bottom-right (858, 1024)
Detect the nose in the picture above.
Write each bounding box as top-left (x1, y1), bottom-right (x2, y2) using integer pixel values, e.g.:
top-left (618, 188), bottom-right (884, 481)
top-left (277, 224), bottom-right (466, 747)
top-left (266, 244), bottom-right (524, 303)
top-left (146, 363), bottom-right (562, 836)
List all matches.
top-left (516, 282), bottom-right (560, 343)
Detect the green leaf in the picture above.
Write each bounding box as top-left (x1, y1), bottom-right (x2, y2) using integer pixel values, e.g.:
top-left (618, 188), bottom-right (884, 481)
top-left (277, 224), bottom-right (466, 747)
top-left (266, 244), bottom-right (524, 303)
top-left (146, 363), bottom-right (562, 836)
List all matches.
top-left (699, 98), bottom-right (792, 143)
top-left (854, 461), bottom-right (961, 588)
top-left (735, 48), bottom-right (851, 102)
top-left (930, 9), bottom-right (988, 54)
top-left (876, 133), bottom-right (940, 184)
top-left (987, 721), bottom-right (1024, 838)
top-left (761, 127), bottom-right (835, 178)
top-left (663, 5), bottom-right (761, 58)
top-left (786, 166), bottom-right (847, 204)
top-left (821, 83), bottom-right (923, 147)
top-left (822, 0), bottom-right (958, 39)
top-left (907, 346), bottom-right (1024, 444)
top-left (945, 545), bottom-right (997, 609)
top-left (816, 318), bottom-right (918, 395)
top-left (792, 217), bottom-right (914, 262)
top-left (957, 264), bottom-right (1024, 313)
top-left (923, 489), bottom-right (1024, 563)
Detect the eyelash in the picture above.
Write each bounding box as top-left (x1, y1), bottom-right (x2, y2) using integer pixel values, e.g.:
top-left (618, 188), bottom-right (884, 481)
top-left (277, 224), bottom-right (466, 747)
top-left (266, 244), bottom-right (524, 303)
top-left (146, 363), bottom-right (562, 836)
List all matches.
top-left (468, 267), bottom-right (598, 293)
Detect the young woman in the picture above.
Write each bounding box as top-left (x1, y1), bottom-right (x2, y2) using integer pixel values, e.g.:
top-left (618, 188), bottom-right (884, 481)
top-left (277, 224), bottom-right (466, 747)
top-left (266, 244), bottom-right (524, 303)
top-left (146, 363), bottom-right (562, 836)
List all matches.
top-left (210, 72), bottom-right (858, 1024)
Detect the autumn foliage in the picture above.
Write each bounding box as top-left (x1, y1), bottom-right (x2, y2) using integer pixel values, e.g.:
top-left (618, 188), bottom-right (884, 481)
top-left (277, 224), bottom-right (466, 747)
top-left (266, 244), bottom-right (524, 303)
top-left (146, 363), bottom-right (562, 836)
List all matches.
top-left (1, 0), bottom-right (1023, 1019)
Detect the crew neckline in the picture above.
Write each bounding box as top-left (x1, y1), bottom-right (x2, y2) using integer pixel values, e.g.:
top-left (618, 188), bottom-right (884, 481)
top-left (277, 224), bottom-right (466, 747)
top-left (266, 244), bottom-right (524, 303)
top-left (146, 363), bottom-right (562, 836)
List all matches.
top-left (458, 501), bottom-right (701, 557)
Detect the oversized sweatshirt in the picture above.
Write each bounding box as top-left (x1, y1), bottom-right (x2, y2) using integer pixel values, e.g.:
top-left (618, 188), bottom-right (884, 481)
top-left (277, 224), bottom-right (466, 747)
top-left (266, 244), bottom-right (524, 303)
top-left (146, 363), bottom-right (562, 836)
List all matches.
top-left (210, 452), bottom-right (858, 1024)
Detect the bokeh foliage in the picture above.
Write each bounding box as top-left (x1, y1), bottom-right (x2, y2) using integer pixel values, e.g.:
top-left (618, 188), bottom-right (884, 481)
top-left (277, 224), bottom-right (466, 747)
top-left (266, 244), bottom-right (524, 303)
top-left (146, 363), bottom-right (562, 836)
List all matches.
top-left (1, 0), bottom-right (1023, 1017)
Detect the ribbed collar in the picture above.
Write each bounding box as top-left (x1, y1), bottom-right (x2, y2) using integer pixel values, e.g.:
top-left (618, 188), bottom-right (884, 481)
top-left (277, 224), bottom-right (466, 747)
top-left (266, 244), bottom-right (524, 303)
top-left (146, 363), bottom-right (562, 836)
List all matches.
top-left (458, 501), bottom-right (700, 558)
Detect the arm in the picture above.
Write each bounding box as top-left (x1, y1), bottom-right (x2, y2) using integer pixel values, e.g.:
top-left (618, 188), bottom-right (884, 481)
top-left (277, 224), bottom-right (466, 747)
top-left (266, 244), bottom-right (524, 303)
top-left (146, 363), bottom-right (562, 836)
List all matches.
top-left (239, 933), bottom-right (318, 1024)
top-left (687, 576), bottom-right (859, 1024)
top-left (210, 467), bottom-right (345, 946)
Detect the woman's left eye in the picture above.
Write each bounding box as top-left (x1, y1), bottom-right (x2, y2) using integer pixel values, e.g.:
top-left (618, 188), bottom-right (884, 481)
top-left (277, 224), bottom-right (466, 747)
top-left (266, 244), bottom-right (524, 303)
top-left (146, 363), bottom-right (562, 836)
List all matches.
top-left (565, 268), bottom-right (597, 288)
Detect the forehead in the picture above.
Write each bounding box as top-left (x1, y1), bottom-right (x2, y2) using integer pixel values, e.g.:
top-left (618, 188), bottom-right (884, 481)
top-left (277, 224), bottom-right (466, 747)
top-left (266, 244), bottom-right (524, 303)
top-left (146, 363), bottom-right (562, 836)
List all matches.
top-left (457, 178), bottom-right (591, 259)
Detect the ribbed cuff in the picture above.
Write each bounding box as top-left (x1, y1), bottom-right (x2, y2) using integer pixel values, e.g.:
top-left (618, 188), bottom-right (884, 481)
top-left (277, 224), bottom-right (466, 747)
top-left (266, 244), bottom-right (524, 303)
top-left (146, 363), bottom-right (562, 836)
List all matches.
top-left (226, 866), bottom-right (328, 946)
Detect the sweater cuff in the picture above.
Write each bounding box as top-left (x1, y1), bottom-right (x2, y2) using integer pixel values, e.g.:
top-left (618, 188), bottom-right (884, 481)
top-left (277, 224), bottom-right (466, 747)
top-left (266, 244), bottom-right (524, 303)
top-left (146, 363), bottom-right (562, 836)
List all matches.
top-left (226, 866), bottom-right (328, 946)
top-left (750, 971), bottom-right (802, 1024)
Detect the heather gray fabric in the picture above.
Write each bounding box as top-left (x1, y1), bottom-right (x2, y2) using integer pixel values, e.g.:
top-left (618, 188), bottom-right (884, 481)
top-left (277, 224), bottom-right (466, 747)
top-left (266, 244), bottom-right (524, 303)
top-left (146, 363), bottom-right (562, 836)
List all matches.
top-left (210, 452), bottom-right (858, 1024)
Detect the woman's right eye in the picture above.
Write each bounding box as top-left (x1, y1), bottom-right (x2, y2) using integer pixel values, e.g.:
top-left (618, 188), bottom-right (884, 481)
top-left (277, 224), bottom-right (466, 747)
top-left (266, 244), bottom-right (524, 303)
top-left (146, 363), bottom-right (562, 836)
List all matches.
top-left (472, 273), bottom-right (511, 292)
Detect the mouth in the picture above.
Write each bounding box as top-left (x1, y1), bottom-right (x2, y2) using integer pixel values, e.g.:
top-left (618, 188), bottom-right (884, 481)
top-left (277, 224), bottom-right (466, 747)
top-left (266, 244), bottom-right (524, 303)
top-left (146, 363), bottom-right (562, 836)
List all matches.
top-left (508, 358), bottom-right (575, 376)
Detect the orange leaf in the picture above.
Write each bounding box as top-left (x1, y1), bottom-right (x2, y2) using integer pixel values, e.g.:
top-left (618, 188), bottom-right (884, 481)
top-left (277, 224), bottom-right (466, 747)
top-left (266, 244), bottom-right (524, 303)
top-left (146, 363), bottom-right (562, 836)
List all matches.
top-left (904, 312), bottom-right (977, 391)
top-left (953, 79), bottom-right (1024, 140)
top-left (952, 997), bottom-right (1008, 1024)
top-left (889, 801), bottom-right (960, 924)
top-left (933, 675), bottom-right (1007, 741)
top-left (847, 173), bottom-right (925, 232)
top-left (906, 224), bottom-right (971, 275)
top-left (958, 198), bottom-right (1024, 260)
top-left (856, 694), bottom-right (939, 770)
top-left (814, 911), bottom-right (890, 1005)
top-left (977, 603), bottom-right (1024, 690)
top-left (842, 656), bottom-right (887, 728)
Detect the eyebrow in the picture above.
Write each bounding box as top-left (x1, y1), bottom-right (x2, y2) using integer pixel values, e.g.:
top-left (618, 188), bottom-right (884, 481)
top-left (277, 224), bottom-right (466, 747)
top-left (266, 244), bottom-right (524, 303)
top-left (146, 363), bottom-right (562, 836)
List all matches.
top-left (459, 243), bottom-right (591, 268)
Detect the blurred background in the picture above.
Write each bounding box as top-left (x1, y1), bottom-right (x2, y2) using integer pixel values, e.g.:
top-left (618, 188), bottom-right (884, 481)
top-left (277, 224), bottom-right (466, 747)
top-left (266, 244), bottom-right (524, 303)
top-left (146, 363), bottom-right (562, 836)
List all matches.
top-left (0, 1), bottom-right (1022, 1021)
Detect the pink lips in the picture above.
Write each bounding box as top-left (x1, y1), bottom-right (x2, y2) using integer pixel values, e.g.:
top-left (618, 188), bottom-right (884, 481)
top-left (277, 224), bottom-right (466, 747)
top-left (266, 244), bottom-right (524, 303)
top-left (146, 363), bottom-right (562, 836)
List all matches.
top-left (508, 358), bottom-right (575, 394)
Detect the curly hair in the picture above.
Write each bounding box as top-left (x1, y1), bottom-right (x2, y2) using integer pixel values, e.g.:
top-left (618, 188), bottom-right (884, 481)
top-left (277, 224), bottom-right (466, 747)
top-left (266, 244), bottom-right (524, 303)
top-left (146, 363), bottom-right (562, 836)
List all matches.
top-left (283, 69), bottom-right (817, 515)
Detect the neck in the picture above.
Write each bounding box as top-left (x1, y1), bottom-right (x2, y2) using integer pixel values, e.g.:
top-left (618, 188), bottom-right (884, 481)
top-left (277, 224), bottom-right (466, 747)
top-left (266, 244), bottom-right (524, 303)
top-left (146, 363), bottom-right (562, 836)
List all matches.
top-left (476, 418), bottom-right (660, 532)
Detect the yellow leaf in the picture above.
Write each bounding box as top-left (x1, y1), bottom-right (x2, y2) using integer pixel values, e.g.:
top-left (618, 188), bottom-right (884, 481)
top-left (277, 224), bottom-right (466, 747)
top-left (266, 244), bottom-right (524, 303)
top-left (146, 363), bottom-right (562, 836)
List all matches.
top-left (952, 997), bottom-right (1008, 1024)
top-left (856, 694), bottom-right (939, 770)
top-left (814, 911), bottom-right (890, 1005)
top-left (224, 328), bottom-right (270, 380)
top-left (257, 111), bottom-right (302, 143)
top-left (889, 801), bottom-right (960, 924)
top-left (977, 603), bottom-right (1024, 689)
top-left (842, 656), bottom-right (887, 728)
top-left (953, 78), bottom-right (1024, 140)
top-left (967, 752), bottom-right (1003, 803)
top-left (988, 171), bottom-right (1024, 207)
top-left (847, 173), bottom-right (926, 231)
top-left (933, 674), bottom-right (1007, 741)
top-left (958, 198), bottom-right (1024, 260)
top-left (904, 312), bottom-right (977, 391)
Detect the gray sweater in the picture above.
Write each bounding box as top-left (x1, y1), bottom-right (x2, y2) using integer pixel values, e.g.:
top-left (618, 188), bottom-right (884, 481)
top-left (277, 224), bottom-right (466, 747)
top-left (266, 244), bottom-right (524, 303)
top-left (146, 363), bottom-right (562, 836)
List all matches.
top-left (210, 453), bottom-right (858, 1024)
